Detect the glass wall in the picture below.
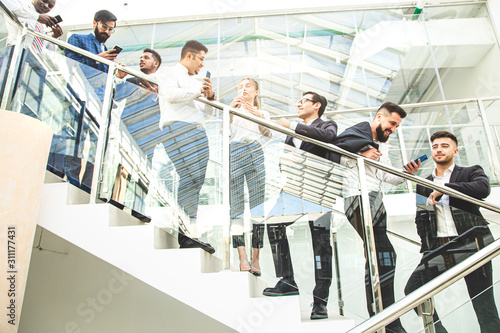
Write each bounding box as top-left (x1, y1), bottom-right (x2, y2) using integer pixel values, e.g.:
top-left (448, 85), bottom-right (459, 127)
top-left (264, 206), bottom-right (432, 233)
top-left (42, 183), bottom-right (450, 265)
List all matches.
top-left (62, 2), bottom-right (500, 187)
top-left (3, 2), bottom-right (500, 331)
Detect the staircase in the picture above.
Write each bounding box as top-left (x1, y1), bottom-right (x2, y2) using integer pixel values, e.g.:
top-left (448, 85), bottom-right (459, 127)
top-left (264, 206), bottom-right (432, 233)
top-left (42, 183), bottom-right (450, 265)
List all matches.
top-left (19, 178), bottom-right (356, 332)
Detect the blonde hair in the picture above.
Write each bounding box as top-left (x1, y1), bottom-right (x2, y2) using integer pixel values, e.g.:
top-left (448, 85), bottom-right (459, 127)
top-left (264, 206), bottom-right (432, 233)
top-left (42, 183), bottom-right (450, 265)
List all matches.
top-left (239, 77), bottom-right (260, 109)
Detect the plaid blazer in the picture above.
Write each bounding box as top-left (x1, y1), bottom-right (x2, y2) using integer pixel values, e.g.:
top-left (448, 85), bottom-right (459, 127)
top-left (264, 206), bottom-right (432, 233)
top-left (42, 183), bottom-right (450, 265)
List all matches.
top-left (65, 33), bottom-right (108, 73)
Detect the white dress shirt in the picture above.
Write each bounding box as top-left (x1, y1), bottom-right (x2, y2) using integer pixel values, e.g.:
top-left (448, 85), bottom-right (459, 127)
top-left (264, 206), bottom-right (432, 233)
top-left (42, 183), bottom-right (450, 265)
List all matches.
top-left (156, 63), bottom-right (213, 128)
top-left (430, 164), bottom-right (459, 237)
top-left (4, 0), bottom-right (39, 45)
top-left (290, 118), bottom-right (318, 149)
top-left (3, 0), bottom-right (56, 51)
top-left (341, 141), bottom-right (406, 197)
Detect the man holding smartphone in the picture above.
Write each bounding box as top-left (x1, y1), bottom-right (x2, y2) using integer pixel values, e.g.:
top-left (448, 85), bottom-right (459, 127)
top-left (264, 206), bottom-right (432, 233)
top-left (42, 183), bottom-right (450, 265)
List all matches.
top-left (4, 0), bottom-right (63, 48)
top-left (65, 9), bottom-right (118, 73)
top-left (404, 131), bottom-right (500, 333)
top-left (155, 40), bottom-right (216, 253)
top-left (329, 102), bottom-right (420, 333)
top-left (116, 48), bottom-right (162, 93)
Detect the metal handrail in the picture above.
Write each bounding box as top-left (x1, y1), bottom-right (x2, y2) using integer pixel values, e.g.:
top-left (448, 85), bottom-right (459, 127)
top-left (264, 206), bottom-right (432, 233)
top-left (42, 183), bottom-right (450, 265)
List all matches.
top-left (0, 2), bottom-right (157, 87)
top-left (347, 237), bottom-right (500, 332)
top-left (201, 97), bottom-right (500, 215)
top-left (6, 5), bottom-right (500, 330)
top-left (0, 1), bottom-right (22, 26)
top-left (9, 5), bottom-right (500, 215)
top-left (271, 95), bottom-right (500, 119)
top-left (25, 28), bottom-right (157, 86)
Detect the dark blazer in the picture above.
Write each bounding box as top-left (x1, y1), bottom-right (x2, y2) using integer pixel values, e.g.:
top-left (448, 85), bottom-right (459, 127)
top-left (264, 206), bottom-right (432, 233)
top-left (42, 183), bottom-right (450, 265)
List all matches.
top-left (327, 121), bottom-right (379, 163)
top-left (65, 33), bottom-right (109, 73)
top-left (284, 118), bottom-right (338, 158)
top-left (415, 165), bottom-right (491, 253)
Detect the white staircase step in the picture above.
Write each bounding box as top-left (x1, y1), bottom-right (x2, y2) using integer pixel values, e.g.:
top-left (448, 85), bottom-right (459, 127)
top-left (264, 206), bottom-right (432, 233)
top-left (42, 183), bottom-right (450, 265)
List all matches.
top-left (34, 182), bottom-right (356, 332)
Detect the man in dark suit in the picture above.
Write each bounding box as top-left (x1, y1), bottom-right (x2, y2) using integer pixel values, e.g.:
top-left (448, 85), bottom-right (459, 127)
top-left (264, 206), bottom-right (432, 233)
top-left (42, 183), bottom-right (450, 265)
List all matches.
top-left (65, 10), bottom-right (119, 73)
top-left (263, 91), bottom-right (337, 320)
top-left (329, 102), bottom-right (420, 333)
top-left (405, 131), bottom-right (500, 332)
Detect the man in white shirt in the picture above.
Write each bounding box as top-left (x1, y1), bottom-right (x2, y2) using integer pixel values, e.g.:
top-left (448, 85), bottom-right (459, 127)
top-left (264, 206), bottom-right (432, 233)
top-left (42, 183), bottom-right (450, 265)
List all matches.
top-left (405, 131), bottom-right (500, 333)
top-left (331, 102), bottom-right (420, 333)
top-left (155, 40), bottom-right (215, 253)
top-left (3, 0), bottom-right (62, 48)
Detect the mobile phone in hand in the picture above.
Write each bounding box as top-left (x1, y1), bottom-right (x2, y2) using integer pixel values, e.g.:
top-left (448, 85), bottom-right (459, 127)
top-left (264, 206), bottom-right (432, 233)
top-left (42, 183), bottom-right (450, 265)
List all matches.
top-left (205, 71), bottom-right (211, 79)
top-left (54, 15), bottom-right (63, 23)
top-left (404, 154), bottom-right (428, 170)
top-left (111, 45), bottom-right (123, 54)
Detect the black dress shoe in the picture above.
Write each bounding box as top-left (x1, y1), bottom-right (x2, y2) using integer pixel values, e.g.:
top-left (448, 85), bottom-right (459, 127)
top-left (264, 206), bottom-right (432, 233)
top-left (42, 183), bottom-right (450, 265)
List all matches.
top-left (310, 303), bottom-right (328, 320)
top-left (179, 238), bottom-right (215, 254)
top-left (263, 278), bottom-right (299, 296)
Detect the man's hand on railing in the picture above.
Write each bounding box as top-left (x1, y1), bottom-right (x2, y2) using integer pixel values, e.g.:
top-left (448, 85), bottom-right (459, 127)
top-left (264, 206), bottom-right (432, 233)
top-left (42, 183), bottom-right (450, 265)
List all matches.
top-left (426, 190), bottom-right (444, 205)
top-left (116, 62), bottom-right (127, 79)
top-left (277, 118), bottom-right (290, 128)
top-left (361, 147), bottom-right (382, 160)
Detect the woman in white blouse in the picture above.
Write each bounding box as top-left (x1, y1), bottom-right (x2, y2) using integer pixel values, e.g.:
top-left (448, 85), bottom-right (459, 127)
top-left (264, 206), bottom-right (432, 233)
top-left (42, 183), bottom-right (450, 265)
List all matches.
top-left (229, 78), bottom-right (271, 276)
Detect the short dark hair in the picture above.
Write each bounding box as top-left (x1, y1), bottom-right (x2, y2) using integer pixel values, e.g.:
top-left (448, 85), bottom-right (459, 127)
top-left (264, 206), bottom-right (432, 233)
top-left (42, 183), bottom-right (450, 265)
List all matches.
top-left (94, 10), bottom-right (117, 23)
top-left (181, 40), bottom-right (208, 60)
top-left (377, 101), bottom-right (407, 119)
top-left (303, 91), bottom-right (327, 117)
top-left (143, 48), bottom-right (162, 68)
top-left (430, 131), bottom-right (458, 146)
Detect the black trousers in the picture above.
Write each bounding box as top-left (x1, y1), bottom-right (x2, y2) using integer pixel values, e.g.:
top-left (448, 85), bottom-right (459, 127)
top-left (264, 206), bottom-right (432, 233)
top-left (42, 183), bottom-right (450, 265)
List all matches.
top-left (405, 228), bottom-right (500, 333)
top-left (230, 141), bottom-right (266, 249)
top-left (266, 212), bottom-right (333, 305)
top-left (344, 192), bottom-right (405, 332)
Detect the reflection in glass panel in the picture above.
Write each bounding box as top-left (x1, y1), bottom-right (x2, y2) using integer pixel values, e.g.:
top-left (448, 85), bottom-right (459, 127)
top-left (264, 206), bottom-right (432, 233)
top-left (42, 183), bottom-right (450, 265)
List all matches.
top-left (10, 46), bottom-right (103, 192)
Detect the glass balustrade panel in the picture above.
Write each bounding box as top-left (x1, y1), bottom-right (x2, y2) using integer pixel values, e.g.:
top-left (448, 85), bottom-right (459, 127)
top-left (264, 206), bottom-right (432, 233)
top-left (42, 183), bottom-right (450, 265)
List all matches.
top-left (232, 121), bottom-right (358, 323)
top-left (412, 280), bottom-right (500, 333)
top-left (7, 43), bottom-right (103, 193)
top-left (100, 74), bottom-right (225, 256)
top-left (402, 101), bottom-right (498, 185)
top-left (395, 192), bottom-right (500, 333)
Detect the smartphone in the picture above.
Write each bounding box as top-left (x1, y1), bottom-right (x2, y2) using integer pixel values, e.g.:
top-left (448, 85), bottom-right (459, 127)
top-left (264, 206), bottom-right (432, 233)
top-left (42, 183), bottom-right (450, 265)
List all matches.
top-left (111, 45), bottom-right (123, 54)
top-left (404, 154), bottom-right (428, 170)
top-left (205, 71), bottom-right (211, 79)
top-left (54, 15), bottom-right (63, 23)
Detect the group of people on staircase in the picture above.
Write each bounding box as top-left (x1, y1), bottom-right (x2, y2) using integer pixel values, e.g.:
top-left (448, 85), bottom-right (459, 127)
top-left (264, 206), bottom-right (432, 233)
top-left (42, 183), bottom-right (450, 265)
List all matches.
top-left (7, 4), bottom-right (498, 330)
top-left (150, 39), bottom-right (499, 332)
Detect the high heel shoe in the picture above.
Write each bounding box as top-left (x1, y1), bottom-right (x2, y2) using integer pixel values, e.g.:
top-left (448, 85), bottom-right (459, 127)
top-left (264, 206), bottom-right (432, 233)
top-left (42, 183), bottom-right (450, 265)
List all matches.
top-left (250, 267), bottom-right (261, 277)
top-left (240, 261), bottom-right (251, 272)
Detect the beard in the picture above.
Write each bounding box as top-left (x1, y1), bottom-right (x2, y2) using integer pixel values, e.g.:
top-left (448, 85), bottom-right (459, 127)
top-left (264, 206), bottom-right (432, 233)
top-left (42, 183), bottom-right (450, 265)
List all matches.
top-left (434, 154), bottom-right (454, 165)
top-left (94, 26), bottom-right (109, 43)
top-left (375, 124), bottom-right (390, 143)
